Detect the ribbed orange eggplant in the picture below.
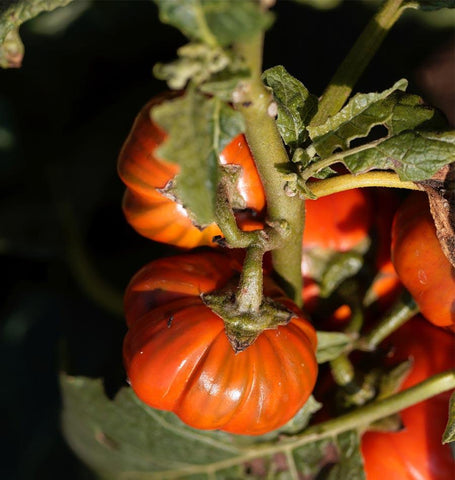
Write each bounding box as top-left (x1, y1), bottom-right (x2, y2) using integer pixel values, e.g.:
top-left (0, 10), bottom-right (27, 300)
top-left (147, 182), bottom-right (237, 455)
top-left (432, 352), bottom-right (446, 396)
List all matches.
top-left (118, 94), bottom-right (265, 248)
top-left (391, 192), bottom-right (455, 327)
top-left (123, 252), bottom-right (318, 436)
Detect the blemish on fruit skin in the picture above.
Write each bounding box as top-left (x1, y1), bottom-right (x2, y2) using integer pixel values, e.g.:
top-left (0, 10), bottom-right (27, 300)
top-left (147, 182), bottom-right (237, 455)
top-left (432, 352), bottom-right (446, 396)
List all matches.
top-left (418, 269), bottom-right (427, 285)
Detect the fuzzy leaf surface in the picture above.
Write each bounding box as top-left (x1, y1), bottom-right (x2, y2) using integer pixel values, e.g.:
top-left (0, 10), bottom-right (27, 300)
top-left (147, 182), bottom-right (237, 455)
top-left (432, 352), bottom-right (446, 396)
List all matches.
top-left (342, 130), bottom-right (455, 181)
top-left (152, 90), bottom-right (244, 227)
top-left (308, 79), bottom-right (444, 158)
top-left (153, 0), bottom-right (273, 47)
top-left (0, 0), bottom-right (74, 68)
top-left (262, 65), bottom-right (318, 152)
top-left (292, 430), bottom-right (365, 479)
top-left (61, 375), bottom-right (328, 479)
top-left (153, 42), bottom-right (249, 97)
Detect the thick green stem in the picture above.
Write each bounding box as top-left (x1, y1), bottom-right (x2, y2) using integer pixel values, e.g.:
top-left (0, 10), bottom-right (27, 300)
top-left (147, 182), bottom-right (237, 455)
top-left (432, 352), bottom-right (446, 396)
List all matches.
top-left (307, 172), bottom-right (422, 198)
top-left (310, 0), bottom-right (409, 127)
top-left (236, 245), bottom-right (264, 313)
top-left (234, 35), bottom-right (304, 305)
top-left (357, 290), bottom-right (419, 351)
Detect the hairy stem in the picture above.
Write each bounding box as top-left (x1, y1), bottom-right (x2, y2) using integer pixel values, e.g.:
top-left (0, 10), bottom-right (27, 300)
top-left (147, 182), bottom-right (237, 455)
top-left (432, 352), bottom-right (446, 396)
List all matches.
top-left (310, 0), bottom-right (409, 127)
top-left (234, 35), bottom-right (305, 305)
top-left (236, 245), bottom-right (264, 313)
top-left (307, 171), bottom-right (422, 198)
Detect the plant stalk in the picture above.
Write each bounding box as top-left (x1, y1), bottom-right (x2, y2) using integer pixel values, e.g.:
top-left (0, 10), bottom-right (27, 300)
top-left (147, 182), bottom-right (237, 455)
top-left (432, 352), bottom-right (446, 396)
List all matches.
top-left (307, 172), bottom-right (422, 198)
top-left (310, 0), bottom-right (409, 127)
top-left (234, 34), bottom-right (305, 305)
top-left (357, 290), bottom-right (419, 351)
top-left (236, 245), bottom-right (264, 313)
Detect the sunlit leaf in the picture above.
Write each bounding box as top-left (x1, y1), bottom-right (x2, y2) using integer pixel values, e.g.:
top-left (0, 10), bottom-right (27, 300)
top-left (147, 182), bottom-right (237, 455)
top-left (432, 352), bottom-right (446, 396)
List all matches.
top-left (152, 90), bottom-right (245, 227)
top-left (262, 65), bottom-right (317, 152)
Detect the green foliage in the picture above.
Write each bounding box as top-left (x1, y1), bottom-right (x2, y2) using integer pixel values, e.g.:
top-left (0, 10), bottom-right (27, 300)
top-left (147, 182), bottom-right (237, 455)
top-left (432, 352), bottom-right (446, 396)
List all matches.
top-left (293, 430), bottom-right (366, 480)
top-left (342, 130), bottom-right (455, 181)
top-left (152, 89), bottom-right (244, 227)
top-left (262, 65), bottom-right (318, 153)
top-left (61, 375), bottom-right (325, 479)
top-left (0, 0), bottom-right (74, 67)
top-left (153, 42), bottom-right (249, 97)
top-left (316, 331), bottom-right (352, 363)
top-left (442, 391), bottom-right (455, 444)
top-left (153, 0), bottom-right (273, 47)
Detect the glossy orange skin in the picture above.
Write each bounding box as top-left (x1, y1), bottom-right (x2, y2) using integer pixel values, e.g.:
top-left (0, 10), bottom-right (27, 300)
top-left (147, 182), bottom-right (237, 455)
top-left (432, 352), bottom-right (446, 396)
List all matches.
top-left (118, 94), bottom-right (265, 248)
top-left (361, 318), bottom-right (455, 479)
top-left (301, 189), bottom-right (373, 309)
top-left (303, 188), bottom-right (372, 253)
top-left (391, 192), bottom-right (455, 327)
top-left (123, 252), bottom-right (318, 436)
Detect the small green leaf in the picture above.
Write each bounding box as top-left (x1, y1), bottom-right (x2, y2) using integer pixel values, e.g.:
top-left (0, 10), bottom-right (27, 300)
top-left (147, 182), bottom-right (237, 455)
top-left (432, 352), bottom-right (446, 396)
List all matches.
top-left (409, 0), bottom-right (455, 10)
top-left (0, 0), bottom-right (74, 68)
top-left (152, 90), bottom-right (245, 227)
top-left (279, 395), bottom-right (322, 434)
top-left (262, 65), bottom-right (318, 152)
top-left (320, 252), bottom-right (365, 298)
top-left (308, 79), bottom-right (443, 158)
top-left (443, 391), bottom-right (455, 444)
top-left (154, 42), bottom-right (249, 96)
top-left (153, 0), bottom-right (273, 47)
top-left (377, 360), bottom-right (413, 400)
top-left (343, 130), bottom-right (455, 181)
top-left (316, 331), bottom-right (352, 363)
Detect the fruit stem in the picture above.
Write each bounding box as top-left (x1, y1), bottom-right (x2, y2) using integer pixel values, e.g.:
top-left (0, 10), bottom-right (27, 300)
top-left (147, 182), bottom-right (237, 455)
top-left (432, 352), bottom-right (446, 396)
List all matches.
top-left (310, 0), bottom-right (409, 127)
top-left (307, 172), bottom-right (422, 198)
top-left (236, 245), bottom-right (264, 313)
top-left (356, 290), bottom-right (419, 351)
top-left (234, 34), bottom-right (304, 305)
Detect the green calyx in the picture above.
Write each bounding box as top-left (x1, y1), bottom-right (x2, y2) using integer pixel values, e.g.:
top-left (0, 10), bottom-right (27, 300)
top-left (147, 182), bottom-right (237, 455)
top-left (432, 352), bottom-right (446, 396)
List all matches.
top-left (202, 292), bottom-right (294, 353)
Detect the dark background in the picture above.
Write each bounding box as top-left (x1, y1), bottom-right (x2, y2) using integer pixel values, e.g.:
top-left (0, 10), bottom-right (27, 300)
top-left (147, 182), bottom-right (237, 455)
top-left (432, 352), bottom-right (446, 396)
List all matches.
top-left (0, 1), bottom-right (453, 479)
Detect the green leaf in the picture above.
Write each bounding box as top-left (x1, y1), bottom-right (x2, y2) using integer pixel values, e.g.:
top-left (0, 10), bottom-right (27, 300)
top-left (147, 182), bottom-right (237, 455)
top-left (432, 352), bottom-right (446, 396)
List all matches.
top-left (61, 374), bottom-right (248, 479)
top-left (308, 79), bottom-right (443, 158)
top-left (326, 430), bottom-right (366, 480)
top-left (342, 130), bottom-right (455, 181)
top-left (409, 0), bottom-right (455, 10)
top-left (153, 42), bottom-right (249, 96)
top-left (320, 252), bottom-right (365, 298)
top-left (61, 375), bottom-right (330, 479)
top-left (153, 0), bottom-right (273, 47)
top-left (443, 391), bottom-right (455, 444)
top-left (262, 65), bottom-right (318, 152)
top-left (292, 430), bottom-right (365, 479)
top-left (152, 90), bottom-right (245, 227)
top-left (316, 331), bottom-right (352, 363)
top-left (0, 0), bottom-right (75, 68)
